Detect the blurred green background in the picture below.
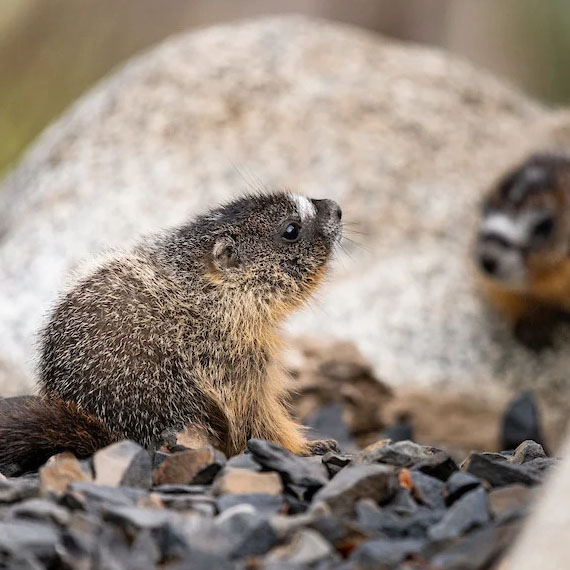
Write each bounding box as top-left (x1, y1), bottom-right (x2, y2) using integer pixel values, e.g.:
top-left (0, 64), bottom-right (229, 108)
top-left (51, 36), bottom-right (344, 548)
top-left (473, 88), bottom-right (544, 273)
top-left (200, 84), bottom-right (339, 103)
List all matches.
top-left (1, 0), bottom-right (569, 178)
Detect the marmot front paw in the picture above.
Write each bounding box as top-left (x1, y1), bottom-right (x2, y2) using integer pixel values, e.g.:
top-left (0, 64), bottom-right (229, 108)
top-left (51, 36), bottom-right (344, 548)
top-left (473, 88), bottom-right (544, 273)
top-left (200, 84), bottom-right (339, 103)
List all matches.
top-left (306, 439), bottom-right (340, 455)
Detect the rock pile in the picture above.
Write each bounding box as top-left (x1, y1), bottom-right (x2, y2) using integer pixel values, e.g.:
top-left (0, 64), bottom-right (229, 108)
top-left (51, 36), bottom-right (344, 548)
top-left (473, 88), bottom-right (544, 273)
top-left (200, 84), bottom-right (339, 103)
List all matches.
top-left (0, 437), bottom-right (553, 569)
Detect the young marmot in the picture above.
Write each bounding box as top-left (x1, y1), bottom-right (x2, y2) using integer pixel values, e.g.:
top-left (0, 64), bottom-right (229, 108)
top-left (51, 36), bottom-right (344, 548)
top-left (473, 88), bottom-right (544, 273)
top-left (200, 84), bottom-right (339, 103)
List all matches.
top-left (476, 152), bottom-right (570, 349)
top-left (0, 192), bottom-right (342, 473)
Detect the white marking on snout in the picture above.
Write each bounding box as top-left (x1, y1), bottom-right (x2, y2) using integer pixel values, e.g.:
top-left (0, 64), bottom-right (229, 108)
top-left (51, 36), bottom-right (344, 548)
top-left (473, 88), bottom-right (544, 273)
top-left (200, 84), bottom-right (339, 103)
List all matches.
top-left (482, 213), bottom-right (528, 246)
top-left (290, 194), bottom-right (316, 222)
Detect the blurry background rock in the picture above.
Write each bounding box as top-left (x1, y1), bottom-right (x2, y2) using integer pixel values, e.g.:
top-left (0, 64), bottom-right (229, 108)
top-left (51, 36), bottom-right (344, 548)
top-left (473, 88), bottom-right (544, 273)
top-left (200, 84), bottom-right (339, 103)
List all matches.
top-left (2, 1), bottom-right (570, 178)
top-left (285, 338), bottom-right (564, 459)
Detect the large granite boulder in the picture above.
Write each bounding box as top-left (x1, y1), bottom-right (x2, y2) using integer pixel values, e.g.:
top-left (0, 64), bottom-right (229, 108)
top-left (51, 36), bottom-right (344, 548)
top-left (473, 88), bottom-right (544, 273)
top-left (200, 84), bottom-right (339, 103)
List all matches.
top-left (0, 16), bottom-right (569, 402)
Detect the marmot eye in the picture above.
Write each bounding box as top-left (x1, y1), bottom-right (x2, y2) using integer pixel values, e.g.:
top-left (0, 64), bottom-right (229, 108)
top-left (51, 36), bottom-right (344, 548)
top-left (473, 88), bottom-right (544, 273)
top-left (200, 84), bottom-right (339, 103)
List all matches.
top-left (532, 217), bottom-right (554, 241)
top-left (282, 222), bottom-right (302, 243)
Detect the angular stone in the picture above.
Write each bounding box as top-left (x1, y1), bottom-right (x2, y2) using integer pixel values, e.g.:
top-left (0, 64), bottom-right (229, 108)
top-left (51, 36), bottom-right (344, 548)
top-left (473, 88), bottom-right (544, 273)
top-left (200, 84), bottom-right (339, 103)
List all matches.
top-left (40, 452), bottom-right (91, 495)
top-left (500, 391), bottom-right (547, 452)
top-left (380, 413), bottom-right (414, 443)
top-left (152, 446), bottom-right (225, 486)
top-left (247, 439), bottom-right (328, 489)
top-left (152, 484), bottom-right (208, 494)
top-left (0, 520), bottom-right (59, 561)
top-left (349, 537), bottom-right (425, 568)
top-left (431, 521), bottom-right (520, 570)
top-left (463, 452), bottom-right (540, 487)
top-left (266, 529), bottom-right (337, 566)
top-left (93, 440), bottom-right (152, 489)
top-left (312, 464), bottom-right (396, 516)
top-left (410, 471), bottom-right (445, 510)
top-left (103, 505), bottom-right (171, 530)
top-left (213, 468), bottom-right (283, 496)
top-left (63, 482), bottom-right (148, 511)
top-left (388, 488), bottom-right (418, 516)
top-left (226, 453), bottom-right (262, 472)
top-left (305, 403), bottom-right (355, 449)
top-left (217, 493), bottom-right (285, 515)
top-left (0, 477), bottom-right (39, 503)
top-left (428, 487), bottom-right (490, 541)
top-left (356, 499), bottom-right (442, 539)
top-left (444, 472), bottom-right (480, 505)
top-left (154, 492), bottom-right (216, 516)
top-left (357, 440), bottom-right (457, 480)
top-left (207, 507), bottom-right (279, 558)
top-left (321, 452), bottom-right (353, 478)
top-left (488, 484), bottom-right (532, 520)
top-left (8, 498), bottom-right (70, 526)
top-left (522, 457), bottom-right (556, 479)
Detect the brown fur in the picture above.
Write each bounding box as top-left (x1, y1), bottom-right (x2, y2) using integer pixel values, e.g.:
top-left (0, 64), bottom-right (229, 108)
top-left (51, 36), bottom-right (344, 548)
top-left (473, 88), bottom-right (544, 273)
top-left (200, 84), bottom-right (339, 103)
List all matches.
top-left (0, 397), bottom-right (115, 475)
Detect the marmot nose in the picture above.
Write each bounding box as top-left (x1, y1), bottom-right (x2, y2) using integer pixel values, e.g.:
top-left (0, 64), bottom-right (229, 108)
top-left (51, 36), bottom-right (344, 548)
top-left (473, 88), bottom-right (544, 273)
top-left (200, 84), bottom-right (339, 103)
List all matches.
top-left (479, 254), bottom-right (498, 275)
top-left (312, 199), bottom-right (342, 221)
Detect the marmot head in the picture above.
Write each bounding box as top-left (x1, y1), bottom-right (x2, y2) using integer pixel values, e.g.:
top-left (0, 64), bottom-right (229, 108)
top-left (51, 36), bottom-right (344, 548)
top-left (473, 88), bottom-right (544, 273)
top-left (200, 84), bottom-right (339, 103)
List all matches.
top-left (182, 192), bottom-right (342, 312)
top-left (476, 153), bottom-right (570, 290)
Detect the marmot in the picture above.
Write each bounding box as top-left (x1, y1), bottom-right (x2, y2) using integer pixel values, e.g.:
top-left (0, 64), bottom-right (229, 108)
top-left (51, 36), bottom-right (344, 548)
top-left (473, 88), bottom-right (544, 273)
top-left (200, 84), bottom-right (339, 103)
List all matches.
top-left (0, 192), bottom-right (342, 473)
top-left (476, 152), bottom-right (570, 349)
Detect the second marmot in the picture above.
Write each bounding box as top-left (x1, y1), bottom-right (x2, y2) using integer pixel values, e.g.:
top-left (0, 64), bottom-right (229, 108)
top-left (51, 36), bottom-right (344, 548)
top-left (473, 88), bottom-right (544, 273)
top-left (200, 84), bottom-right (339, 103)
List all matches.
top-left (1, 192), bottom-right (342, 472)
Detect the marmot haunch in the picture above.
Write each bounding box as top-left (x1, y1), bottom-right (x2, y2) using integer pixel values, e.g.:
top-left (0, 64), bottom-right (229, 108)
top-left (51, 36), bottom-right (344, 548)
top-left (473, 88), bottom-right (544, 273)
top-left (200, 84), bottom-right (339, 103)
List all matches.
top-left (0, 192), bottom-right (342, 473)
top-left (476, 152), bottom-right (570, 349)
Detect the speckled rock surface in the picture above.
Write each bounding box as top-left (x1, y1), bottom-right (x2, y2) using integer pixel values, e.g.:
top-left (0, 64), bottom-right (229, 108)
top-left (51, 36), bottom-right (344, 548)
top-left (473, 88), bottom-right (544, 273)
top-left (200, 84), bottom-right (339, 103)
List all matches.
top-left (1, 16), bottom-right (569, 401)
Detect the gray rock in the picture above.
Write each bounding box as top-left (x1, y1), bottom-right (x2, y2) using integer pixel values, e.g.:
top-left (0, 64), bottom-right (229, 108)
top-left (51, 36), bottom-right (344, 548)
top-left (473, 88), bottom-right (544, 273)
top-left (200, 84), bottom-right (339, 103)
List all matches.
top-left (63, 482), bottom-right (148, 511)
top-left (464, 452), bottom-right (541, 487)
top-left (153, 493), bottom-right (216, 515)
top-left (265, 528), bottom-right (337, 566)
top-left (151, 484), bottom-right (209, 494)
top-left (312, 464), bottom-right (396, 516)
top-left (356, 499), bottom-right (442, 539)
top-left (103, 505), bottom-right (172, 530)
top-left (0, 477), bottom-right (39, 503)
top-left (0, 551), bottom-right (45, 570)
top-left (357, 440), bottom-right (457, 480)
top-left (226, 453), bottom-right (262, 472)
top-left (321, 451), bottom-right (353, 478)
top-left (93, 440), bottom-right (152, 489)
top-left (217, 493), bottom-right (285, 515)
top-left (501, 391), bottom-right (547, 452)
top-left (510, 440), bottom-right (547, 465)
top-left (388, 487), bottom-right (419, 516)
top-left (307, 514), bottom-right (369, 551)
top-left (8, 498), bottom-right (70, 526)
top-left (186, 506), bottom-right (279, 559)
top-left (431, 522), bottom-right (520, 570)
top-left (305, 403), bottom-right (355, 450)
top-left (247, 439), bottom-right (328, 490)
top-left (444, 472), bottom-right (481, 505)
top-left (410, 470), bottom-right (446, 510)
top-left (349, 537), bottom-right (425, 568)
top-left (488, 484), bottom-right (532, 520)
top-left (0, 520), bottom-right (59, 561)
top-left (428, 487), bottom-right (490, 541)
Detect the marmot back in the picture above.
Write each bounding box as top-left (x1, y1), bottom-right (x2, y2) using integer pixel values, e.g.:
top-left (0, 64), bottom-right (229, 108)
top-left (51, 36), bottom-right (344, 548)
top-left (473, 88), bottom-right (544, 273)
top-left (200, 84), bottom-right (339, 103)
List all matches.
top-left (1, 192), bottom-right (342, 472)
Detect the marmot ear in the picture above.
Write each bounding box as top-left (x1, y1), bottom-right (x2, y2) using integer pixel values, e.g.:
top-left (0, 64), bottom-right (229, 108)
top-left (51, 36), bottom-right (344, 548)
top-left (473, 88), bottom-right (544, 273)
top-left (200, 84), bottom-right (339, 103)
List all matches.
top-left (213, 236), bottom-right (240, 270)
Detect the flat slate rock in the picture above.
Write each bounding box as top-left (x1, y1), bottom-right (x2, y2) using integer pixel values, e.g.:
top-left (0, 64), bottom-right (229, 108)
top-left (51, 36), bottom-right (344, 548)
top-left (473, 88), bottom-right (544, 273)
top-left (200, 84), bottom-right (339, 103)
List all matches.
top-left (247, 439), bottom-right (329, 489)
top-left (312, 464), bottom-right (396, 516)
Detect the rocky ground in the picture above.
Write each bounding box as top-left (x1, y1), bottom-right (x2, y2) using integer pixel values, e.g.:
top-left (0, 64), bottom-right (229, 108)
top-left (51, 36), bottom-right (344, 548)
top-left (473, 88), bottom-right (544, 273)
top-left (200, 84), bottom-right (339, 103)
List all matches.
top-left (0, 436), bottom-right (554, 570)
